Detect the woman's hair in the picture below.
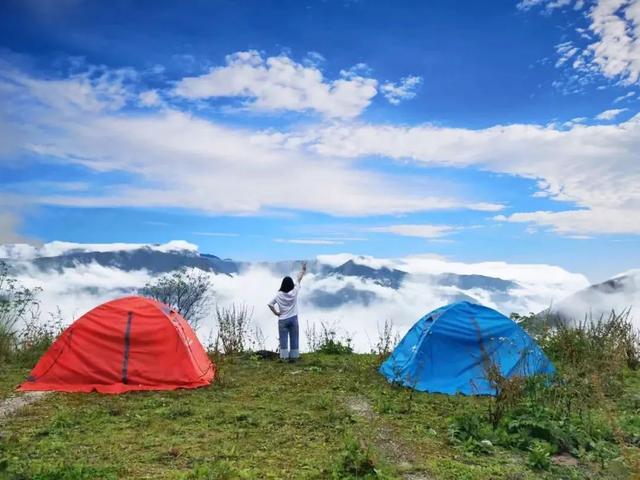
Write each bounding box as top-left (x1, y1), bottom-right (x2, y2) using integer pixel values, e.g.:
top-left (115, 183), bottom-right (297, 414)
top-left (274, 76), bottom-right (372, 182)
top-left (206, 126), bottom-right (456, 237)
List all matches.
top-left (279, 276), bottom-right (295, 293)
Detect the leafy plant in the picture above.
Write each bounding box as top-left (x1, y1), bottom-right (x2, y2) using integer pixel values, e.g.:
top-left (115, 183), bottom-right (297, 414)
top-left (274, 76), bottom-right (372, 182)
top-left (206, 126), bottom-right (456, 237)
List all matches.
top-left (527, 440), bottom-right (552, 471)
top-left (331, 436), bottom-right (379, 479)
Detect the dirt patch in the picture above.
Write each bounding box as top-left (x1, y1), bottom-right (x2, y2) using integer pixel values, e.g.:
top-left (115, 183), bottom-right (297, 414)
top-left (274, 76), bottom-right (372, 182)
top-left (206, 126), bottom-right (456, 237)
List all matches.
top-left (345, 395), bottom-right (432, 480)
top-left (0, 392), bottom-right (49, 421)
top-left (552, 453), bottom-right (579, 467)
top-left (346, 395), bottom-right (375, 421)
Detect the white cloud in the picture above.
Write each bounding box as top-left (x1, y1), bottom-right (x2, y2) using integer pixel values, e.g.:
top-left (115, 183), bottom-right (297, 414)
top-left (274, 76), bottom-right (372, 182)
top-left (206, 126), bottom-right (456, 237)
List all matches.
top-left (0, 240), bottom-right (198, 260)
top-left (368, 224), bottom-right (457, 239)
top-left (2, 55), bottom-right (638, 238)
top-left (495, 208), bottom-right (640, 235)
top-left (0, 60), bottom-right (135, 113)
top-left (138, 89), bottom-right (162, 107)
top-left (553, 268), bottom-right (640, 321)
top-left (274, 238), bottom-right (343, 245)
top-left (587, 0), bottom-right (640, 85)
top-left (0, 59), bottom-right (499, 218)
top-left (562, 116), bottom-right (588, 127)
top-left (528, 0), bottom-right (640, 86)
top-left (555, 41), bottom-right (580, 67)
top-left (0, 212), bottom-right (30, 244)
top-left (278, 116), bottom-right (640, 235)
top-left (517, 0), bottom-right (576, 11)
top-left (595, 107), bottom-right (628, 120)
top-left (192, 232), bottom-right (239, 237)
top-left (13, 262), bottom-right (152, 327)
top-left (173, 50), bottom-right (379, 118)
top-left (381, 75), bottom-right (422, 105)
top-left (5, 245), bottom-right (598, 352)
top-left (614, 91), bottom-right (637, 102)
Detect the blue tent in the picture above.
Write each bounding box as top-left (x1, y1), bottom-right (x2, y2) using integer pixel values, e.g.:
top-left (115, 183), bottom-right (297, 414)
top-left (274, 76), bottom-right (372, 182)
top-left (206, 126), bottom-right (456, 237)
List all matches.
top-left (379, 302), bottom-right (554, 395)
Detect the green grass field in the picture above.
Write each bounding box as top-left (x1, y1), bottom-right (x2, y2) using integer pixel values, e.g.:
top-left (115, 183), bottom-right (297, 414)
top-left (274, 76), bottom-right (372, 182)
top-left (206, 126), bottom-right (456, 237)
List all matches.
top-left (1, 353), bottom-right (638, 480)
top-left (0, 365), bottom-right (30, 401)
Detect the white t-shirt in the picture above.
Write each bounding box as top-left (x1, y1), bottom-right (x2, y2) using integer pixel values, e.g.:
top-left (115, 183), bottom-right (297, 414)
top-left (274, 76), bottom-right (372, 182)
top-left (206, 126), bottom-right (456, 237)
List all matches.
top-left (268, 285), bottom-right (300, 320)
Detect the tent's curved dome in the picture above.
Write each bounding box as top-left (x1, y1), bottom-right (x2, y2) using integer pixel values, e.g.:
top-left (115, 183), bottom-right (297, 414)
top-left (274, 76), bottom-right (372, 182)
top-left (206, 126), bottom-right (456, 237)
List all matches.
top-left (380, 301), bottom-right (554, 395)
top-left (19, 296), bottom-right (215, 394)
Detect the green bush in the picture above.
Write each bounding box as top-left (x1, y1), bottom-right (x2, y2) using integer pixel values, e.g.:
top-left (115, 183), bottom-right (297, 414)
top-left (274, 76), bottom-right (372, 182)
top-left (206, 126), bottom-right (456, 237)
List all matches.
top-left (448, 411), bottom-right (496, 455)
top-left (173, 461), bottom-right (251, 480)
top-left (331, 436), bottom-right (380, 479)
top-left (527, 440), bottom-right (552, 471)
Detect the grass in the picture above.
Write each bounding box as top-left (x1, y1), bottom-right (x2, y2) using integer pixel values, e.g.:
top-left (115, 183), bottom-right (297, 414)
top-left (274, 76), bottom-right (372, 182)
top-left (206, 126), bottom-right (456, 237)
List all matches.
top-left (0, 364), bottom-right (31, 400)
top-left (2, 353), bottom-right (638, 479)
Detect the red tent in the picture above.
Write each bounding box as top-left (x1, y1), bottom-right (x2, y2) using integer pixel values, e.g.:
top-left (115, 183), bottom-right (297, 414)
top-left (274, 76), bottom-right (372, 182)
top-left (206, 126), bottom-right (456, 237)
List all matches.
top-left (19, 296), bottom-right (215, 394)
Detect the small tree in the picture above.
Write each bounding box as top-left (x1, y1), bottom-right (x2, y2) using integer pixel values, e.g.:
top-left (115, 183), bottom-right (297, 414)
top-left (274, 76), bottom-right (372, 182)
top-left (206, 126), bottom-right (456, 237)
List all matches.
top-left (139, 268), bottom-right (213, 330)
top-left (0, 261), bottom-right (42, 361)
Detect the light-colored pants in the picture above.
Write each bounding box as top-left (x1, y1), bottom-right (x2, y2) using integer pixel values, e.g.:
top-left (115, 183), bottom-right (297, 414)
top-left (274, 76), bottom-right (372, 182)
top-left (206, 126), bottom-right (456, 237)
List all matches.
top-left (278, 315), bottom-right (299, 359)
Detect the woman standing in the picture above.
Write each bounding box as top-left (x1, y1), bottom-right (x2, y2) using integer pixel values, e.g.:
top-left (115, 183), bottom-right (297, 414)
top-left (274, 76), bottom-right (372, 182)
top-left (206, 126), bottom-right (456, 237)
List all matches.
top-left (268, 262), bottom-right (306, 362)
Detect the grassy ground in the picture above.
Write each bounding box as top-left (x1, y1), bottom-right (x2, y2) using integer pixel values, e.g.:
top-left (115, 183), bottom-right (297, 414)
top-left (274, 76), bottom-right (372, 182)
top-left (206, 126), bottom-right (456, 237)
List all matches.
top-left (0, 365), bottom-right (30, 401)
top-left (1, 354), bottom-right (638, 479)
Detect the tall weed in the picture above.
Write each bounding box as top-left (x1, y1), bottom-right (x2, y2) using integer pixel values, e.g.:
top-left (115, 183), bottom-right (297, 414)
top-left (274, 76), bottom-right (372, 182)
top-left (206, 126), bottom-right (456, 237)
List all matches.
top-left (0, 261), bottom-right (42, 362)
top-left (371, 319), bottom-right (399, 360)
top-left (305, 321), bottom-right (353, 355)
top-left (213, 303), bottom-right (253, 355)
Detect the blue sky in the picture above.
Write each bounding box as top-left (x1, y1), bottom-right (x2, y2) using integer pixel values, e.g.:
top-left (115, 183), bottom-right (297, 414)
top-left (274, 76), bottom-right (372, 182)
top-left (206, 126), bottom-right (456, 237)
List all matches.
top-left (1, 0), bottom-right (639, 282)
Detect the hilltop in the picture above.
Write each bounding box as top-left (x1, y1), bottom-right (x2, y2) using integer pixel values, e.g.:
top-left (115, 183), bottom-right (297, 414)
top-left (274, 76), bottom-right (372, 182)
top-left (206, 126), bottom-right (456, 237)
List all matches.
top-left (1, 350), bottom-right (639, 480)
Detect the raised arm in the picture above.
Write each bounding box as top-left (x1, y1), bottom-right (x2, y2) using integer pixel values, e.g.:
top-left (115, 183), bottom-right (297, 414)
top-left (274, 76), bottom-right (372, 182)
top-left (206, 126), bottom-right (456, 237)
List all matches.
top-left (296, 261), bottom-right (307, 284)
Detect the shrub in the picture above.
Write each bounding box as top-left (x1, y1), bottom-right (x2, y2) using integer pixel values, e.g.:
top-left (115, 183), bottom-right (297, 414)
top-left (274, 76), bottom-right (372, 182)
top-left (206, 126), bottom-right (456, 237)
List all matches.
top-left (14, 307), bottom-right (65, 367)
top-left (538, 310), bottom-right (639, 371)
top-left (331, 436), bottom-right (380, 479)
top-left (446, 314), bottom-right (639, 473)
top-left (140, 268), bottom-right (213, 330)
top-left (0, 261), bottom-right (42, 362)
top-left (527, 440), bottom-right (552, 470)
top-left (214, 303), bottom-right (253, 355)
top-left (534, 310), bottom-right (640, 412)
top-left (305, 321), bottom-right (353, 355)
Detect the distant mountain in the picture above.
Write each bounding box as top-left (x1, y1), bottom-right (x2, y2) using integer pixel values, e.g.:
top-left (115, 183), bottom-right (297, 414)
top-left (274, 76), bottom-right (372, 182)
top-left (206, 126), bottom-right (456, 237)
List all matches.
top-left (1, 244), bottom-right (523, 309)
top-left (324, 260), bottom-right (407, 289)
top-left (1, 241), bottom-right (602, 324)
top-left (549, 270), bottom-right (640, 323)
top-left (25, 249), bottom-right (239, 275)
top-left (434, 273), bottom-right (516, 292)
top-left (307, 285), bottom-right (379, 308)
